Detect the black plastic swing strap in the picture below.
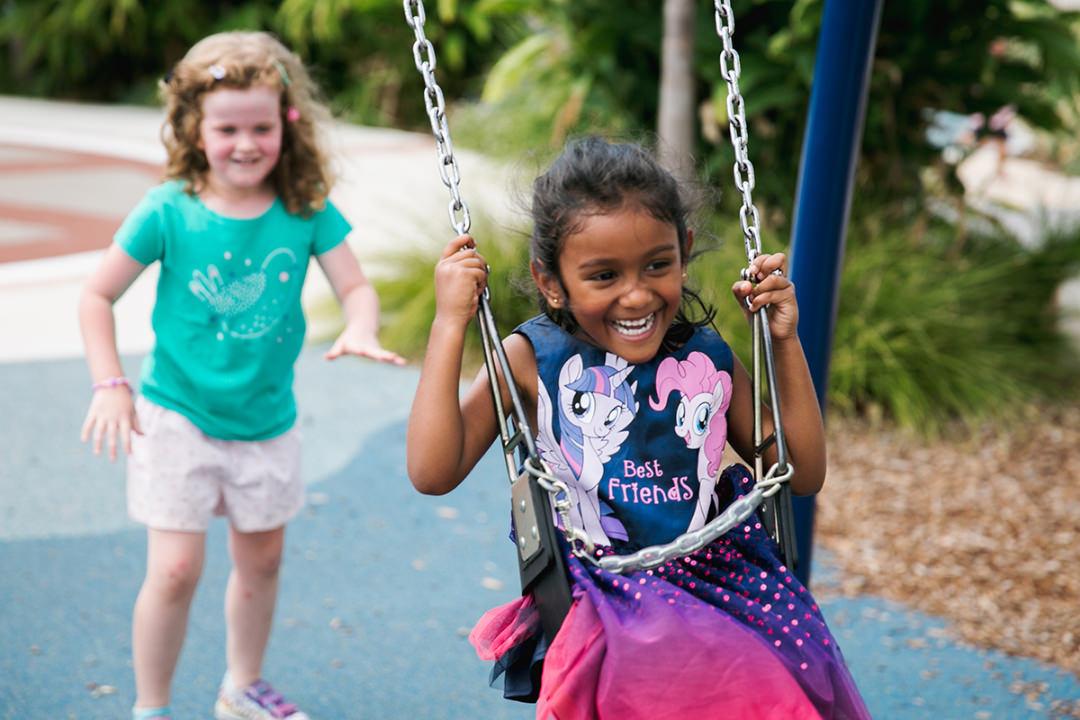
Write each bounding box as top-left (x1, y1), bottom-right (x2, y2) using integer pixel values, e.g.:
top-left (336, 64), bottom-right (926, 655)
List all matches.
top-left (477, 304), bottom-right (573, 641)
top-left (515, 472), bottom-right (573, 641)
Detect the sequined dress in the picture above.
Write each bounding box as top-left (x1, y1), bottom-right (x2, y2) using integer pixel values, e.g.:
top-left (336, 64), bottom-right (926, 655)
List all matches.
top-left (469, 316), bottom-right (871, 719)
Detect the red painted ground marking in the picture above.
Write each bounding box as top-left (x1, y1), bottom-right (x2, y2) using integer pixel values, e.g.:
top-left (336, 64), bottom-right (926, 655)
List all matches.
top-left (0, 143), bottom-right (160, 264)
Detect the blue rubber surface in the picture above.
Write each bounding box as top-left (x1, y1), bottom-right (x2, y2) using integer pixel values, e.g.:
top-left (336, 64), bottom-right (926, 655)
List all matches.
top-left (1, 352), bottom-right (1076, 718)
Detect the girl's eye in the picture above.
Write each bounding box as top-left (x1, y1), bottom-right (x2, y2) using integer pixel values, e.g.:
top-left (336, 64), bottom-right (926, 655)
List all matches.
top-left (647, 259), bottom-right (673, 272)
top-left (571, 391), bottom-right (594, 421)
top-left (692, 401), bottom-right (710, 435)
top-left (255, 125), bottom-right (274, 134)
top-left (588, 270), bottom-right (615, 282)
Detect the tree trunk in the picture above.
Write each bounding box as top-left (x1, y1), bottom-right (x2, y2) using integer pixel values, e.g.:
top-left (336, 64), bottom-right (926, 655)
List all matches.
top-left (657, 0), bottom-right (697, 184)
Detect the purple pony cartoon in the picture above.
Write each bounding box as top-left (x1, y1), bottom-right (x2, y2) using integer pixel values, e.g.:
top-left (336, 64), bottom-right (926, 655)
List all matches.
top-left (536, 353), bottom-right (638, 547)
top-left (649, 351), bottom-right (733, 532)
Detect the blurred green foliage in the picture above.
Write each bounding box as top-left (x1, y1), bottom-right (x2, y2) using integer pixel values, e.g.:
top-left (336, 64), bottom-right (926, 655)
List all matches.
top-left (0, 0), bottom-right (528, 121)
top-left (455, 0), bottom-right (1080, 216)
top-left (6, 1), bottom-right (1078, 205)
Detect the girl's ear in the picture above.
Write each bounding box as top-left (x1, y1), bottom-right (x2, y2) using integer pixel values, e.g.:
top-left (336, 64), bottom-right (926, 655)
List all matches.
top-left (530, 259), bottom-right (562, 306)
top-left (683, 228), bottom-right (695, 267)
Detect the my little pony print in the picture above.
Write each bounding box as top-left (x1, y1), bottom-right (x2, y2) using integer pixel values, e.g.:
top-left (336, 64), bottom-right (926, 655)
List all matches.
top-left (536, 353), bottom-right (638, 547)
top-left (649, 351), bottom-right (732, 532)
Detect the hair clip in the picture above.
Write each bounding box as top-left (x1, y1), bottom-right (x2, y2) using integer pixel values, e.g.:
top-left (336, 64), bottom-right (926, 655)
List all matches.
top-left (208, 64), bottom-right (226, 81)
top-left (286, 106), bottom-right (301, 123)
top-left (273, 60), bottom-right (291, 87)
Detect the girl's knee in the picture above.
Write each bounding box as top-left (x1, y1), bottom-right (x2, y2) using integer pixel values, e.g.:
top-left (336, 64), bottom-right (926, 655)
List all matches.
top-left (144, 529), bottom-right (205, 601)
top-left (230, 527), bottom-right (285, 581)
top-left (146, 557), bottom-right (202, 601)
top-left (239, 549), bottom-right (283, 580)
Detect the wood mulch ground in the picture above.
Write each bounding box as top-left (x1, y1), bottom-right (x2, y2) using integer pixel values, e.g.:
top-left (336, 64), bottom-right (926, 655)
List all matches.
top-left (815, 404), bottom-right (1079, 690)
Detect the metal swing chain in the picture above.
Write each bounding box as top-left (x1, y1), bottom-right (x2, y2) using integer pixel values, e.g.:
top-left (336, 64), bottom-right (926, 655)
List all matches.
top-left (403, 0), bottom-right (584, 552)
top-left (404, 0), bottom-right (470, 235)
top-left (716, 0), bottom-right (797, 563)
top-left (403, 0), bottom-right (793, 575)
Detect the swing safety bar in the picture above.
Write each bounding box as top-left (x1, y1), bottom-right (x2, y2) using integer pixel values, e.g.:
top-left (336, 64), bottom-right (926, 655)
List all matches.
top-left (403, 0), bottom-right (796, 587)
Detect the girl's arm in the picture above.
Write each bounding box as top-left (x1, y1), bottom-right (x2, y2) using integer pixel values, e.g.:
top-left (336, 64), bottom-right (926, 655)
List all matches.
top-left (406, 235), bottom-right (538, 495)
top-left (725, 253), bottom-right (826, 496)
top-left (316, 241), bottom-right (405, 365)
top-left (79, 244), bottom-right (148, 461)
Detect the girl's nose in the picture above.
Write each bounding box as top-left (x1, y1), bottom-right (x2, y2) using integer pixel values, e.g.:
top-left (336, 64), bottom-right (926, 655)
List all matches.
top-left (620, 279), bottom-right (653, 307)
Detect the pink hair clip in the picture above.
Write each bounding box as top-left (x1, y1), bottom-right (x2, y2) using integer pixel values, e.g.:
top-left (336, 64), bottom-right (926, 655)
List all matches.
top-left (286, 106), bottom-right (301, 123)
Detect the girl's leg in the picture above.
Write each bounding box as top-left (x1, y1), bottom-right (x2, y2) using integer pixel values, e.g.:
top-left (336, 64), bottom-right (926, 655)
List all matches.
top-left (224, 524), bottom-right (286, 686)
top-left (133, 528), bottom-right (206, 709)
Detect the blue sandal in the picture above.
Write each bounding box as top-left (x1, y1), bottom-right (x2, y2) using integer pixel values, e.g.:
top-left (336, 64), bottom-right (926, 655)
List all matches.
top-left (133, 707), bottom-right (172, 720)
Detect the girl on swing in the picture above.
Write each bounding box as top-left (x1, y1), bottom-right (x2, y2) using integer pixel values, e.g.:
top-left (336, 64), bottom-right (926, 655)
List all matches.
top-left (406, 136), bottom-right (870, 719)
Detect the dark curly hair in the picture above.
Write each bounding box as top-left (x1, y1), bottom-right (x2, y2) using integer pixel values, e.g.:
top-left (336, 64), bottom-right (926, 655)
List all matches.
top-left (530, 136), bottom-right (715, 348)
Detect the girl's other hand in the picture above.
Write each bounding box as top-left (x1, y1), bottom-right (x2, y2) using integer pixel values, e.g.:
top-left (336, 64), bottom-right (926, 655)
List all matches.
top-left (731, 252), bottom-right (799, 341)
top-left (324, 327), bottom-right (406, 365)
top-left (80, 387), bottom-right (141, 462)
top-left (434, 234), bottom-right (489, 325)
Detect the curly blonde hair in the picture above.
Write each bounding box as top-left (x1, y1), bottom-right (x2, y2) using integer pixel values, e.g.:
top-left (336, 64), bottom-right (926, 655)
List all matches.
top-left (160, 31), bottom-right (333, 216)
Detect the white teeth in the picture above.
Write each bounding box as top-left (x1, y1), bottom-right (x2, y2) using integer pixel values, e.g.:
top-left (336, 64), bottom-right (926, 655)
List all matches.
top-left (612, 313), bottom-right (655, 337)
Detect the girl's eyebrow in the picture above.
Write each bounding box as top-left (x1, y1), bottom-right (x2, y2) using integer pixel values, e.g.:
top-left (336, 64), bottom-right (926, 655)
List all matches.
top-left (576, 256), bottom-right (619, 269)
top-left (577, 243), bottom-right (677, 269)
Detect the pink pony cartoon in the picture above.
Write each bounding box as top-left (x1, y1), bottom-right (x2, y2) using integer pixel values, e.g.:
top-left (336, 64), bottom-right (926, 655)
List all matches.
top-left (649, 351), bottom-right (733, 532)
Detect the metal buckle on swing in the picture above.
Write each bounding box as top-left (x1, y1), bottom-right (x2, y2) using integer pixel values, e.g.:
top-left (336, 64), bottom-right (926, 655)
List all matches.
top-left (511, 470), bottom-right (542, 563)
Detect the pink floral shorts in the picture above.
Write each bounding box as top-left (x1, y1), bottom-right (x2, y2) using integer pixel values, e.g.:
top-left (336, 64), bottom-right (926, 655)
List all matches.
top-left (127, 396), bottom-right (304, 533)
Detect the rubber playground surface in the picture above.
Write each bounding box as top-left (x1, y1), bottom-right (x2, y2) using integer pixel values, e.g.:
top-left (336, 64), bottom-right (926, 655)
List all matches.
top-left (1, 97), bottom-right (1077, 718)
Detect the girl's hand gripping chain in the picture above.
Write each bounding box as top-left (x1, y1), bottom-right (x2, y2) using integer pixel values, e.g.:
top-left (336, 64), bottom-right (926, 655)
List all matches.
top-left (435, 234), bottom-right (489, 326)
top-left (731, 252), bottom-right (798, 341)
top-left (729, 251), bottom-right (825, 496)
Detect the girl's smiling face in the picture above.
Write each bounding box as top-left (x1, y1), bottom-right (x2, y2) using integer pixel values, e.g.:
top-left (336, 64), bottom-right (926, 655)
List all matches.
top-left (539, 206), bottom-right (689, 364)
top-left (198, 85), bottom-right (282, 199)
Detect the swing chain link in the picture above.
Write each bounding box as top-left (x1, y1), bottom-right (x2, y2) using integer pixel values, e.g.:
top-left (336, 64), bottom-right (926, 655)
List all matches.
top-left (524, 454), bottom-right (764, 574)
top-left (594, 490), bottom-right (766, 574)
top-left (403, 0), bottom-right (471, 234)
top-left (715, 0), bottom-right (762, 263)
top-left (523, 457), bottom-right (596, 556)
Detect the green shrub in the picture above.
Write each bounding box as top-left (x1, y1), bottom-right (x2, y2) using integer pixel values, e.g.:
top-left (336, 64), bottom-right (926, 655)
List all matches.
top-left (828, 218), bottom-right (1080, 429)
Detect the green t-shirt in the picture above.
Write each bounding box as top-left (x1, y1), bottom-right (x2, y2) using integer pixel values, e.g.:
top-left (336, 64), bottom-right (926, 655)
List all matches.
top-left (116, 181), bottom-right (350, 440)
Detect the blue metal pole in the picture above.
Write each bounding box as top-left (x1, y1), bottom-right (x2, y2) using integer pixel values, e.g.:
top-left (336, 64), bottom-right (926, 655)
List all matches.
top-left (788, 0), bottom-right (883, 587)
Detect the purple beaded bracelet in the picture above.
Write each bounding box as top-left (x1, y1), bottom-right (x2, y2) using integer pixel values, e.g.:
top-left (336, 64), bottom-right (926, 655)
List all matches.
top-left (92, 376), bottom-right (130, 391)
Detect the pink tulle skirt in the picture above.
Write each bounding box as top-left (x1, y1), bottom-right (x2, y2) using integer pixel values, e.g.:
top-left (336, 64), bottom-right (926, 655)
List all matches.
top-left (473, 588), bottom-right (826, 720)
top-left (472, 468), bottom-right (871, 719)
